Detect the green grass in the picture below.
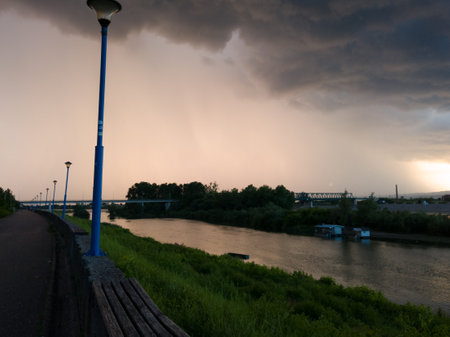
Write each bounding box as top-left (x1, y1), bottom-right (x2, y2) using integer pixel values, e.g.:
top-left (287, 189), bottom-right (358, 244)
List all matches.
top-left (68, 215), bottom-right (450, 337)
top-left (0, 207), bottom-right (12, 218)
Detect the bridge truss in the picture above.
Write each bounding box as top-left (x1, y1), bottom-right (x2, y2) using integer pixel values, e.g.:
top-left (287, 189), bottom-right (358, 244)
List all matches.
top-left (20, 199), bottom-right (177, 207)
top-left (295, 192), bottom-right (354, 202)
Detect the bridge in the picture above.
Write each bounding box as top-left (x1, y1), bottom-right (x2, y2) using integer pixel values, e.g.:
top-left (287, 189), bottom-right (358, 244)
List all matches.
top-left (19, 199), bottom-right (178, 208)
top-left (295, 192), bottom-right (354, 202)
top-left (21, 192), bottom-right (356, 207)
top-left (21, 192), bottom-right (356, 208)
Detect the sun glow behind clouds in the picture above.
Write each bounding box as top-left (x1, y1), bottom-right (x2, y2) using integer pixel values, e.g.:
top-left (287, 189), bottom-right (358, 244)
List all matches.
top-left (415, 161), bottom-right (450, 191)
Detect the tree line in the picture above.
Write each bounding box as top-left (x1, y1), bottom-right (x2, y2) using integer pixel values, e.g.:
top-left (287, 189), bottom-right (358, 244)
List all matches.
top-left (0, 187), bottom-right (18, 218)
top-left (110, 181), bottom-right (295, 218)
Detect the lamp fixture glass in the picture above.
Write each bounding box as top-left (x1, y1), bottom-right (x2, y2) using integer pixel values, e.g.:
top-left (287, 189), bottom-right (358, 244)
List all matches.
top-left (65, 161), bottom-right (72, 168)
top-left (87, 0), bottom-right (121, 24)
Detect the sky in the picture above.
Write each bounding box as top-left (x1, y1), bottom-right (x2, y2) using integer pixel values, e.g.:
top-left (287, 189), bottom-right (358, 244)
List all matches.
top-left (0, 0), bottom-right (449, 201)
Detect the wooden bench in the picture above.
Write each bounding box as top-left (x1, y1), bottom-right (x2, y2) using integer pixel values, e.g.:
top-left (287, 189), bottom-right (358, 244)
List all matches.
top-left (92, 278), bottom-right (189, 337)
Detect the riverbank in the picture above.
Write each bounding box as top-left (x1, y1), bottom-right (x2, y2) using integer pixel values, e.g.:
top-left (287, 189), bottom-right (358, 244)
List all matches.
top-left (371, 230), bottom-right (450, 246)
top-left (67, 214), bottom-right (450, 336)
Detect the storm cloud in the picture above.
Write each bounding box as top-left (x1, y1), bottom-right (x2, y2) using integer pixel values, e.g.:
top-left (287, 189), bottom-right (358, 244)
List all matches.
top-left (2, 0), bottom-right (449, 111)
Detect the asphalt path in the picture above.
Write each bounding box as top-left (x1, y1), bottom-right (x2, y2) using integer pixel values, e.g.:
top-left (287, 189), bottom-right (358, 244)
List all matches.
top-left (0, 210), bottom-right (53, 336)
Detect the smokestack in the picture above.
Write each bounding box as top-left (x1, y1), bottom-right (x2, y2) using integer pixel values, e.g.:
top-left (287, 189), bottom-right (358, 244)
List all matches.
top-left (395, 184), bottom-right (398, 201)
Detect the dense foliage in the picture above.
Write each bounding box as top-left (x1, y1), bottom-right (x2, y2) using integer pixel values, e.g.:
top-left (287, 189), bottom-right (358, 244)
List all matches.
top-left (126, 181), bottom-right (294, 210)
top-left (355, 196), bottom-right (450, 236)
top-left (72, 204), bottom-right (90, 219)
top-left (0, 187), bottom-right (18, 218)
top-left (70, 215), bottom-right (450, 337)
top-left (112, 181), bottom-right (295, 220)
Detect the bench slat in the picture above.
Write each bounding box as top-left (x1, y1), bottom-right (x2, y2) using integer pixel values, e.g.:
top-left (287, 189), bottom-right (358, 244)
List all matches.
top-left (129, 278), bottom-right (190, 337)
top-left (102, 282), bottom-right (141, 337)
top-left (92, 281), bottom-right (125, 337)
top-left (112, 281), bottom-right (157, 337)
top-left (120, 280), bottom-right (172, 337)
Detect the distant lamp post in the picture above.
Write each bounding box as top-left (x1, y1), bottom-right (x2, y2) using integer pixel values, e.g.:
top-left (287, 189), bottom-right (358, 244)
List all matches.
top-left (52, 180), bottom-right (57, 213)
top-left (45, 188), bottom-right (49, 209)
top-left (62, 161), bottom-right (72, 219)
top-left (86, 0), bottom-right (121, 256)
top-left (39, 192), bottom-right (42, 209)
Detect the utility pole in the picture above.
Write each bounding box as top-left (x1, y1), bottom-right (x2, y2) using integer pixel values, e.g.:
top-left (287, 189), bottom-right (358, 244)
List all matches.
top-left (395, 184), bottom-right (399, 202)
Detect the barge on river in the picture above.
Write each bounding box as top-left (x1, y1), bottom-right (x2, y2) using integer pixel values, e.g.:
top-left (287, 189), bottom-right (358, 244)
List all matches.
top-left (314, 224), bottom-right (344, 238)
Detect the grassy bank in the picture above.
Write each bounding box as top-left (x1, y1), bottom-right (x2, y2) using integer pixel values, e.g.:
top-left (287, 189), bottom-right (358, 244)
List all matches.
top-left (68, 215), bottom-right (450, 336)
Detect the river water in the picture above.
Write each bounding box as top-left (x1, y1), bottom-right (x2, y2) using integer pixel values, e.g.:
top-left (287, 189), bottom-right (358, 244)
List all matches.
top-left (105, 215), bottom-right (450, 314)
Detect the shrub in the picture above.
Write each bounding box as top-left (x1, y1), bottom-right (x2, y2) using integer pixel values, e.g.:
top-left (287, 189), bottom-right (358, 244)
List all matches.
top-left (73, 204), bottom-right (89, 219)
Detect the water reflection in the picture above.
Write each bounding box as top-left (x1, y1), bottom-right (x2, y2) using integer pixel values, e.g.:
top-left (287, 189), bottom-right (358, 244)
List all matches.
top-left (106, 214), bottom-right (450, 314)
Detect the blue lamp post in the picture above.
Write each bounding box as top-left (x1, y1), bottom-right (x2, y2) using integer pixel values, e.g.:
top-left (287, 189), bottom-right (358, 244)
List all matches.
top-left (52, 180), bottom-right (57, 213)
top-left (86, 0), bottom-right (121, 256)
top-left (62, 161), bottom-right (72, 219)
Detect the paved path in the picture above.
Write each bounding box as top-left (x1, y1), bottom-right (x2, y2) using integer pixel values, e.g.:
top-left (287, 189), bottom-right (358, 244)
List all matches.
top-left (0, 210), bottom-right (53, 337)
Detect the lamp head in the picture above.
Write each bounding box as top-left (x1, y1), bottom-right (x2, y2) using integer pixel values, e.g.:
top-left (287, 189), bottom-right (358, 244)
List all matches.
top-left (65, 161), bottom-right (72, 168)
top-left (53, 180), bottom-right (57, 185)
top-left (87, 0), bottom-right (121, 27)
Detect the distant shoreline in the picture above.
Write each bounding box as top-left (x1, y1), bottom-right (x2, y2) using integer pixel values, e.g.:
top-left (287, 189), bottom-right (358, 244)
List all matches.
top-left (370, 231), bottom-right (450, 246)
top-left (298, 203), bottom-right (450, 215)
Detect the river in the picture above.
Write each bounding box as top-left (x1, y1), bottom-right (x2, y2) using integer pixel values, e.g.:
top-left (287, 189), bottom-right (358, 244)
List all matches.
top-left (104, 215), bottom-right (450, 314)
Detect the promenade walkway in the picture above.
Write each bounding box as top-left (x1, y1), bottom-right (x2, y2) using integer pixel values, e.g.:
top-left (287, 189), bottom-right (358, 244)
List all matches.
top-left (0, 210), bottom-right (53, 336)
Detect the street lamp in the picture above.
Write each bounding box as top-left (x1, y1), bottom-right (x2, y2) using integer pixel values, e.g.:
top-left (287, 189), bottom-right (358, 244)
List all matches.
top-left (52, 180), bottom-right (57, 214)
top-left (39, 192), bottom-right (42, 209)
top-left (86, 0), bottom-right (121, 256)
top-left (62, 161), bottom-right (72, 219)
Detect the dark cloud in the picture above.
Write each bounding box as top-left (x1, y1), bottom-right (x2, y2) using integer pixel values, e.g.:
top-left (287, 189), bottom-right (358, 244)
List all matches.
top-left (2, 0), bottom-right (449, 111)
